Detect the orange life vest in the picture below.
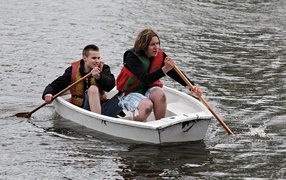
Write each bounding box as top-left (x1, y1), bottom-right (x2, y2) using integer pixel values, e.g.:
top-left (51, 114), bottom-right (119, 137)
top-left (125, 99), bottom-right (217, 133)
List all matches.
top-left (70, 60), bottom-right (107, 107)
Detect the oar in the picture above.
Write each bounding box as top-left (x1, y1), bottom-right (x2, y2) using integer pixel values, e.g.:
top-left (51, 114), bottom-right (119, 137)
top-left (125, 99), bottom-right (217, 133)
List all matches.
top-left (15, 72), bottom-right (92, 118)
top-left (174, 65), bottom-right (234, 135)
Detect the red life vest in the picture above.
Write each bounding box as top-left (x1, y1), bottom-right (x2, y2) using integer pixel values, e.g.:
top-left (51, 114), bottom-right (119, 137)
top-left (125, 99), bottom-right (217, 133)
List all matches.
top-left (70, 60), bottom-right (107, 107)
top-left (116, 49), bottom-right (164, 95)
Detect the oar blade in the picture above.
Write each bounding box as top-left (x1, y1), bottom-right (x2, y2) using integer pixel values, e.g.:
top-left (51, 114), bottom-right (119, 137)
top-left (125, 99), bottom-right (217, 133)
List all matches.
top-left (15, 112), bottom-right (31, 118)
top-left (14, 72), bottom-right (92, 119)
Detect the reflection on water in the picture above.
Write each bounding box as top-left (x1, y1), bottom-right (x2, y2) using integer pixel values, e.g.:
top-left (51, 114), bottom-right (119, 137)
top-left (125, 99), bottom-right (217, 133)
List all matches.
top-left (116, 143), bottom-right (210, 179)
top-left (1, 0), bottom-right (285, 179)
top-left (51, 116), bottom-right (212, 179)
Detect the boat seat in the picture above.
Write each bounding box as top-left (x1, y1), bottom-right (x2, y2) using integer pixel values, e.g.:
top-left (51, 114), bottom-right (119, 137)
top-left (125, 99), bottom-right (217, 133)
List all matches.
top-left (119, 102), bottom-right (192, 121)
top-left (167, 102), bottom-right (192, 116)
top-left (118, 110), bottom-right (156, 122)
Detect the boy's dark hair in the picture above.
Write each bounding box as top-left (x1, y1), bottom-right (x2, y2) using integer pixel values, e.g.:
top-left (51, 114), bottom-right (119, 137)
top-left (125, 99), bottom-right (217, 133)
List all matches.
top-left (82, 44), bottom-right (99, 57)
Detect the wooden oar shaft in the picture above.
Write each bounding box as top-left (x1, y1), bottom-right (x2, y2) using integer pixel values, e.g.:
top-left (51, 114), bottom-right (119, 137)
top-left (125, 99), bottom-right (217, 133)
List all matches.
top-left (174, 65), bottom-right (234, 135)
top-left (51, 72), bottom-right (92, 100)
top-left (25, 102), bottom-right (47, 118)
top-left (17, 72), bottom-right (92, 118)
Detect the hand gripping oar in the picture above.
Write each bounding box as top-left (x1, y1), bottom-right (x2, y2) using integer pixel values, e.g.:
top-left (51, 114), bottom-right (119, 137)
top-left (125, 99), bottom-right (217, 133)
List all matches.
top-left (15, 72), bottom-right (92, 118)
top-left (174, 65), bottom-right (234, 135)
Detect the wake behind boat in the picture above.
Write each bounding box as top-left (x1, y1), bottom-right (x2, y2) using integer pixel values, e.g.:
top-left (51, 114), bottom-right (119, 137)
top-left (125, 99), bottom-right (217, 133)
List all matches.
top-left (53, 86), bottom-right (213, 144)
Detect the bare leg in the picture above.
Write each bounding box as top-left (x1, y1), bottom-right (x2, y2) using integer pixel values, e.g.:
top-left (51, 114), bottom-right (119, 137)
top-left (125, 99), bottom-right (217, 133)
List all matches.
top-left (88, 85), bottom-right (101, 114)
top-left (149, 88), bottom-right (166, 120)
top-left (133, 98), bottom-right (153, 122)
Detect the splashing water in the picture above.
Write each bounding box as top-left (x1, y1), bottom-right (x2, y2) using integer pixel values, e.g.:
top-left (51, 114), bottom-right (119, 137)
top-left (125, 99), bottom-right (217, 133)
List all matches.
top-left (247, 124), bottom-right (271, 140)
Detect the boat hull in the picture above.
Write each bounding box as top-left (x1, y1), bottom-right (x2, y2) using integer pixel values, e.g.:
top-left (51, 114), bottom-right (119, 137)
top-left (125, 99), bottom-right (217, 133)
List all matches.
top-left (53, 86), bottom-right (212, 144)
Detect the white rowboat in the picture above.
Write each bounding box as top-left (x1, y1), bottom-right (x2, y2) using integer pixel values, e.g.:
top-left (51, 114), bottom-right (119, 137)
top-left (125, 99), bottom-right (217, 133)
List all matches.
top-left (53, 86), bottom-right (213, 144)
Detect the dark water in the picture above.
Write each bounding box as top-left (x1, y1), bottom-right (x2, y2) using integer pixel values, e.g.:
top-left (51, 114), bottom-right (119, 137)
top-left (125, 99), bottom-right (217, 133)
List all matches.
top-left (1, 0), bottom-right (285, 179)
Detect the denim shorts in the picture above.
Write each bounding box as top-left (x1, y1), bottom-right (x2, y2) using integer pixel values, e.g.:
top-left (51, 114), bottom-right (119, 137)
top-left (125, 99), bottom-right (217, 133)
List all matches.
top-left (118, 86), bottom-right (159, 112)
top-left (83, 90), bottom-right (122, 118)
